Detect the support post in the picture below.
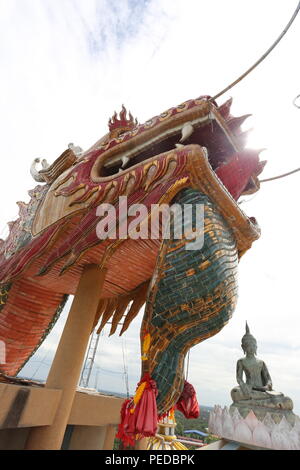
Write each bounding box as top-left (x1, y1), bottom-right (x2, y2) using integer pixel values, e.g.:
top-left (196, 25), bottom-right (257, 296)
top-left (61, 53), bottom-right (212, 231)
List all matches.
top-left (102, 424), bottom-right (117, 450)
top-left (25, 264), bottom-right (107, 450)
top-left (68, 425), bottom-right (107, 450)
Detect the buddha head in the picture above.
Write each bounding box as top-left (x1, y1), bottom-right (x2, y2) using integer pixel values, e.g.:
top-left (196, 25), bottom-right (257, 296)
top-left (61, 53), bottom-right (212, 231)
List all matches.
top-left (241, 322), bottom-right (257, 355)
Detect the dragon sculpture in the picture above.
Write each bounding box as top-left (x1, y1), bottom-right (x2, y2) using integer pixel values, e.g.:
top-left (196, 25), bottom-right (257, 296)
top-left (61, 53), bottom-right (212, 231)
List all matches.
top-left (0, 95), bottom-right (265, 427)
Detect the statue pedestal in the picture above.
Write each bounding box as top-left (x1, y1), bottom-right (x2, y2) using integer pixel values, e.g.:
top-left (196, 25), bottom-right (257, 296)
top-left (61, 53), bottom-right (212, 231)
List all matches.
top-left (230, 402), bottom-right (296, 426)
top-left (209, 405), bottom-right (300, 450)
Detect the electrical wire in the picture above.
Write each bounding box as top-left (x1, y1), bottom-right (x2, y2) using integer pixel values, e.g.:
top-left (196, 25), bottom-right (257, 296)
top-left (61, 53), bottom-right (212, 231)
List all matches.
top-left (211, 2), bottom-right (300, 101)
top-left (29, 350), bottom-right (50, 380)
top-left (293, 94), bottom-right (300, 108)
top-left (122, 338), bottom-right (130, 398)
top-left (260, 167), bottom-right (300, 183)
top-left (238, 192), bottom-right (259, 205)
top-left (185, 350), bottom-right (190, 381)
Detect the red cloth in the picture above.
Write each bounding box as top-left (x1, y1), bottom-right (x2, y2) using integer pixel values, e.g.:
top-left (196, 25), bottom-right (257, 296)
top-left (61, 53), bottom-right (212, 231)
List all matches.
top-left (116, 399), bottom-right (135, 447)
top-left (215, 150), bottom-right (260, 200)
top-left (176, 380), bottom-right (200, 419)
top-left (116, 373), bottom-right (158, 446)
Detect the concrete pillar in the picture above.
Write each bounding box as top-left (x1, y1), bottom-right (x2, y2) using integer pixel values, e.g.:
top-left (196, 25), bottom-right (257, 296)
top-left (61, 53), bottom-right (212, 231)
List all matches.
top-left (25, 265), bottom-right (107, 450)
top-left (102, 424), bottom-right (116, 450)
top-left (0, 429), bottom-right (29, 450)
top-left (68, 425), bottom-right (107, 450)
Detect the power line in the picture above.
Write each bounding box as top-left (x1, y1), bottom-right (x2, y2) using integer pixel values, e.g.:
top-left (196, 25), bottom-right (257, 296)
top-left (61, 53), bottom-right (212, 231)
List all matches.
top-left (185, 349), bottom-right (190, 381)
top-left (122, 338), bottom-right (130, 398)
top-left (94, 366), bottom-right (125, 376)
top-left (238, 192), bottom-right (259, 205)
top-left (211, 2), bottom-right (300, 101)
top-left (293, 94), bottom-right (300, 108)
top-left (260, 167), bottom-right (300, 183)
top-left (29, 350), bottom-right (50, 380)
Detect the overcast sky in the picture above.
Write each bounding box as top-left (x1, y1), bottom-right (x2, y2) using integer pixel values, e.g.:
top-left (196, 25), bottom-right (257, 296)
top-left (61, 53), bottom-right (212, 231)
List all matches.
top-left (1, 0), bottom-right (300, 414)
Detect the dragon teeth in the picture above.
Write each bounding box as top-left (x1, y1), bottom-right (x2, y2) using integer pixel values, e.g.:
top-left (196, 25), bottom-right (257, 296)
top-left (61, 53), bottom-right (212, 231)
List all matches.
top-left (180, 122), bottom-right (194, 142)
top-left (121, 156), bottom-right (130, 168)
top-left (202, 146), bottom-right (208, 157)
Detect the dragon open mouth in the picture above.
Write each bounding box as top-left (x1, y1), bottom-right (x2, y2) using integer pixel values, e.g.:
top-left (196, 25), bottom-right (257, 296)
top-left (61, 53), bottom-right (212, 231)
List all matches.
top-left (95, 102), bottom-right (262, 198)
top-left (100, 112), bottom-right (237, 178)
top-left (87, 97), bottom-right (265, 202)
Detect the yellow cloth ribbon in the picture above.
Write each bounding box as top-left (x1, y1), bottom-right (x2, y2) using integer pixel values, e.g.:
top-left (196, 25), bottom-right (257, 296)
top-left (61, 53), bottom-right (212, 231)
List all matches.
top-left (141, 332), bottom-right (151, 361)
top-left (130, 380), bottom-right (148, 414)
